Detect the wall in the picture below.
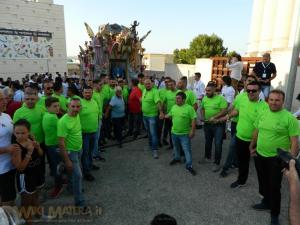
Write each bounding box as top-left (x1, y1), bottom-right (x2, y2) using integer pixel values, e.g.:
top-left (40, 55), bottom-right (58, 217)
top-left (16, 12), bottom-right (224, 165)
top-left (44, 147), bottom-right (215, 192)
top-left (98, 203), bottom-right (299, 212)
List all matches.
top-left (165, 63), bottom-right (195, 82)
top-left (0, 0), bottom-right (67, 79)
top-left (292, 66), bottom-right (300, 112)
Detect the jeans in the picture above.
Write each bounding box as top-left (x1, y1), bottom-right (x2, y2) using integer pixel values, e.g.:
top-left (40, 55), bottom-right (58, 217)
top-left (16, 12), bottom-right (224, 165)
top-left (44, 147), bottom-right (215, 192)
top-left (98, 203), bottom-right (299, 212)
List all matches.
top-left (143, 116), bottom-right (158, 151)
top-left (254, 153), bottom-right (283, 216)
top-left (203, 123), bottom-right (225, 165)
top-left (172, 133), bottom-right (192, 168)
top-left (82, 132), bottom-right (96, 175)
top-left (157, 118), bottom-right (165, 143)
top-left (93, 120), bottom-right (102, 157)
top-left (128, 112), bottom-right (142, 136)
top-left (112, 117), bottom-right (124, 144)
top-left (222, 122), bottom-right (238, 170)
top-left (46, 145), bottom-right (63, 187)
top-left (236, 136), bottom-right (251, 184)
top-left (261, 85), bottom-right (270, 98)
top-left (68, 151), bottom-right (85, 207)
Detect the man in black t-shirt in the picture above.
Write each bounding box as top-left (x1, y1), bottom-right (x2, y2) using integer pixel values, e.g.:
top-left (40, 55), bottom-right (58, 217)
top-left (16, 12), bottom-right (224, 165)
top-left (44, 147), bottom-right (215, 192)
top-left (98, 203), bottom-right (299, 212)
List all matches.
top-left (252, 53), bottom-right (277, 98)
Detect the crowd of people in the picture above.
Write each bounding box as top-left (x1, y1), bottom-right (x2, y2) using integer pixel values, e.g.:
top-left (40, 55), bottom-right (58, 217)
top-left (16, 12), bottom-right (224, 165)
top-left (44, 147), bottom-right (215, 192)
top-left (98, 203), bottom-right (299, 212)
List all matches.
top-left (0, 52), bottom-right (299, 225)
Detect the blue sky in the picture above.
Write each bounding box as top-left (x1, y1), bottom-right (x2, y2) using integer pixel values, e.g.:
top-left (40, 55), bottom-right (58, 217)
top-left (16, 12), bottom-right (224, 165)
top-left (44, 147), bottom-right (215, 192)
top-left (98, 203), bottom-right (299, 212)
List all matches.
top-left (54, 0), bottom-right (253, 57)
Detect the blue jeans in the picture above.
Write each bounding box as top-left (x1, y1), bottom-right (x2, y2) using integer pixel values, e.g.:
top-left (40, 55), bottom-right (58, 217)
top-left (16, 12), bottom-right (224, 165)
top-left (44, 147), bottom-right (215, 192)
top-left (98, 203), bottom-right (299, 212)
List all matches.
top-left (171, 133), bottom-right (192, 168)
top-left (143, 116), bottom-right (158, 151)
top-left (261, 85), bottom-right (270, 98)
top-left (68, 151), bottom-right (85, 207)
top-left (204, 123), bottom-right (225, 165)
top-left (82, 132), bottom-right (96, 175)
top-left (223, 122), bottom-right (238, 170)
top-left (46, 145), bottom-right (63, 186)
top-left (93, 120), bottom-right (102, 157)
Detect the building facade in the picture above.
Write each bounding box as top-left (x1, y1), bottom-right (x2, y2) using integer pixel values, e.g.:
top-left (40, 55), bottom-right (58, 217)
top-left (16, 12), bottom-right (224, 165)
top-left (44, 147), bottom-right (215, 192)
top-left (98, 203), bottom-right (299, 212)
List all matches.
top-left (0, 0), bottom-right (67, 79)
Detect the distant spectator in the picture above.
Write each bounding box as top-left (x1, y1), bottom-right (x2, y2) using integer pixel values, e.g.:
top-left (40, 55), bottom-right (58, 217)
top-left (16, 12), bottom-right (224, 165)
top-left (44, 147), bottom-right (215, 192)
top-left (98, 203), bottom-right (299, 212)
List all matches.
top-left (11, 82), bottom-right (24, 102)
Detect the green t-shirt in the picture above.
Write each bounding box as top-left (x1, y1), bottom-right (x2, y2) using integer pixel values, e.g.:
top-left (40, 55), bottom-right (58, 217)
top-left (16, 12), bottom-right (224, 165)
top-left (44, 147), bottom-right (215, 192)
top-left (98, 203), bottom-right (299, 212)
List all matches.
top-left (235, 97), bottom-right (268, 141)
top-left (36, 95), bottom-right (47, 112)
top-left (138, 83), bottom-right (145, 92)
top-left (184, 90), bottom-right (197, 107)
top-left (13, 104), bottom-right (45, 143)
top-left (142, 88), bottom-right (161, 117)
top-left (101, 84), bottom-right (111, 104)
top-left (52, 93), bottom-right (67, 112)
top-left (122, 86), bottom-right (129, 103)
top-left (57, 114), bottom-right (82, 151)
top-left (201, 95), bottom-right (227, 120)
top-left (92, 91), bottom-right (104, 119)
top-left (158, 88), bottom-right (167, 102)
top-left (255, 108), bottom-right (300, 157)
top-left (169, 104), bottom-right (197, 135)
top-left (164, 89), bottom-right (178, 113)
top-left (79, 99), bottom-right (100, 133)
top-left (42, 112), bottom-right (58, 146)
top-left (231, 92), bottom-right (247, 123)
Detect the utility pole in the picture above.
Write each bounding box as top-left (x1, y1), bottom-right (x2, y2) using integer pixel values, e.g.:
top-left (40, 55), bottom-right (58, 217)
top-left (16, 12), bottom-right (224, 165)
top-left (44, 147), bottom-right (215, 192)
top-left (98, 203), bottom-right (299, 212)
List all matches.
top-left (285, 0), bottom-right (300, 110)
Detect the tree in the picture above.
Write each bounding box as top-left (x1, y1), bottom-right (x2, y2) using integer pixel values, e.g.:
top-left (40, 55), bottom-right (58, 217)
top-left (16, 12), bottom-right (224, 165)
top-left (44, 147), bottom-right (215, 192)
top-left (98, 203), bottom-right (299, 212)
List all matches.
top-left (173, 34), bottom-right (226, 64)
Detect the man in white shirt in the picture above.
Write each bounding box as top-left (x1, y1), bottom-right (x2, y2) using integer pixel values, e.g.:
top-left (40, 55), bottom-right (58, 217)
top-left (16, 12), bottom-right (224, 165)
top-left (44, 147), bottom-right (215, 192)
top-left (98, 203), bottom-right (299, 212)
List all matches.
top-left (193, 73), bottom-right (205, 128)
top-left (226, 54), bottom-right (243, 91)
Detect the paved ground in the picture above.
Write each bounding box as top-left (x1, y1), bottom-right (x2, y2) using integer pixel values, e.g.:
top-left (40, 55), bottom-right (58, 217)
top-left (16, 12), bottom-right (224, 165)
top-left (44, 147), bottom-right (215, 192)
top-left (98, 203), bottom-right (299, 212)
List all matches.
top-left (40, 130), bottom-right (290, 225)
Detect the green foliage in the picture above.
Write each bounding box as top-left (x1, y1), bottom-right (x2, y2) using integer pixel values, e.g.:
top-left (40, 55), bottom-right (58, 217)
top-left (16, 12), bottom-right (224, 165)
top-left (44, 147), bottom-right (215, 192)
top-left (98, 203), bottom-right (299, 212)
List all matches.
top-left (173, 34), bottom-right (225, 64)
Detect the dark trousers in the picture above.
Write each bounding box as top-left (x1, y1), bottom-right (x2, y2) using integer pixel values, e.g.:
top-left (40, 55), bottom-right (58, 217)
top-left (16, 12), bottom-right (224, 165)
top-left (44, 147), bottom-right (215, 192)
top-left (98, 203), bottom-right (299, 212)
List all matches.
top-left (254, 153), bottom-right (283, 216)
top-left (164, 118), bottom-right (173, 147)
top-left (236, 136), bottom-right (250, 184)
top-left (112, 117), bottom-right (124, 144)
top-left (128, 112), bottom-right (142, 136)
top-left (223, 122), bottom-right (238, 170)
top-left (204, 123), bottom-right (225, 165)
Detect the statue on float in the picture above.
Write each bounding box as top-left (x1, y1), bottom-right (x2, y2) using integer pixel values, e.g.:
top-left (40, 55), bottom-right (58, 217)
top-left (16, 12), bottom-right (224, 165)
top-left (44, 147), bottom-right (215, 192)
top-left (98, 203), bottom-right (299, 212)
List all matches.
top-left (78, 21), bottom-right (151, 80)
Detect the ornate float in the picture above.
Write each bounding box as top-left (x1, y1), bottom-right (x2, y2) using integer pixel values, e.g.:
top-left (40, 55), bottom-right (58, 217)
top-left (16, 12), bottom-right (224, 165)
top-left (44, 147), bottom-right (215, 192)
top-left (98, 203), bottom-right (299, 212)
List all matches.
top-left (78, 21), bottom-right (151, 80)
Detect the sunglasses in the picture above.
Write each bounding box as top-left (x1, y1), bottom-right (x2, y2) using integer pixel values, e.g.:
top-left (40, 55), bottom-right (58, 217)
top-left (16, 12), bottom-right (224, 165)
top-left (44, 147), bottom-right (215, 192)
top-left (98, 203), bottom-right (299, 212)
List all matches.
top-left (246, 89), bottom-right (258, 93)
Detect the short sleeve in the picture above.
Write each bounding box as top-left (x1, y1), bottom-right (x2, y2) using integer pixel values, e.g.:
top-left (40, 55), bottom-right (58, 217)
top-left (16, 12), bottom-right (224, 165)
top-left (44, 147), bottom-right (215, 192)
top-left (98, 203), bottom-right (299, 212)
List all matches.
top-left (57, 119), bottom-right (67, 138)
top-left (190, 106), bottom-right (197, 119)
top-left (288, 115), bottom-right (300, 137)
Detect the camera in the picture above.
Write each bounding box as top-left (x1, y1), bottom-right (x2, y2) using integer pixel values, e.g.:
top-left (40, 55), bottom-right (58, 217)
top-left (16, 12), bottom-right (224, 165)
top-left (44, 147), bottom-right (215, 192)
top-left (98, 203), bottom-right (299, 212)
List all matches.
top-left (277, 148), bottom-right (300, 179)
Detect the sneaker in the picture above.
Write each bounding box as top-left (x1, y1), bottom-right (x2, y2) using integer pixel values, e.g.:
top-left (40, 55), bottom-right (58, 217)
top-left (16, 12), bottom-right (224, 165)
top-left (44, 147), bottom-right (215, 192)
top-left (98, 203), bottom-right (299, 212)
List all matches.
top-left (219, 169), bottom-right (228, 178)
top-left (270, 215), bottom-right (279, 225)
top-left (153, 150), bottom-right (159, 159)
top-left (186, 167), bottom-right (196, 176)
top-left (230, 181), bottom-right (245, 189)
top-left (198, 158), bottom-right (212, 164)
top-left (48, 185), bottom-right (64, 198)
top-left (91, 164), bottom-right (100, 170)
top-left (252, 202), bottom-right (270, 211)
top-left (93, 156), bottom-right (106, 162)
top-left (169, 159), bottom-right (180, 165)
top-left (84, 173), bottom-right (95, 182)
top-left (212, 164), bottom-right (222, 172)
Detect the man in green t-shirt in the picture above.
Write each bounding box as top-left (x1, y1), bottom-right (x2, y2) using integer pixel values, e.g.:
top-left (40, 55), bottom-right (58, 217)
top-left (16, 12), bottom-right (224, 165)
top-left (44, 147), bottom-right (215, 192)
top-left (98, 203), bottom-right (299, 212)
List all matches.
top-left (57, 98), bottom-right (85, 207)
top-left (79, 86), bottom-right (100, 182)
top-left (167, 92), bottom-right (197, 176)
top-left (201, 82), bottom-right (227, 172)
top-left (142, 79), bottom-right (164, 159)
top-left (177, 78), bottom-right (197, 111)
top-left (163, 79), bottom-right (178, 149)
top-left (42, 96), bottom-right (63, 198)
top-left (37, 79), bottom-right (53, 111)
top-left (92, 80), bottom-right (105, 161)
top-left (249, 90), bottom-right (299, 225)
top-left (52, 82), bottom-right (67, 115)
top-left (221, 81), bottom-right (268, 189)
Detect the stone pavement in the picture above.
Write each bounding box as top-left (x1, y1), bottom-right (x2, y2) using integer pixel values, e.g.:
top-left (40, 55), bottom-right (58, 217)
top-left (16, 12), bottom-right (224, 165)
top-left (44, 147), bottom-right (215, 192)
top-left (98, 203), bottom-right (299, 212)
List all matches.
top-left (40, 131), bottom-right (290, 225)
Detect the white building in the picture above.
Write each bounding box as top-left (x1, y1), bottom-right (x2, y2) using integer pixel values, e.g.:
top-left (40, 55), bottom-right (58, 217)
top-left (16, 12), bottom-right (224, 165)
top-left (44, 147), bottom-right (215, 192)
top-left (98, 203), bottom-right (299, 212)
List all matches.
top-left (247, 0), bottom-right (300, 111)
top-left (0, 0), bottom-right (67, 79)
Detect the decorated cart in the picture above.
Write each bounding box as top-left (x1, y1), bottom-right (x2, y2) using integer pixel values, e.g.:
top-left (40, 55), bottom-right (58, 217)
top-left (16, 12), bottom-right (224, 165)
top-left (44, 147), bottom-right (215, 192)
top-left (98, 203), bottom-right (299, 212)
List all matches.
top-left (78, 21), bottom-right (151, 80)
